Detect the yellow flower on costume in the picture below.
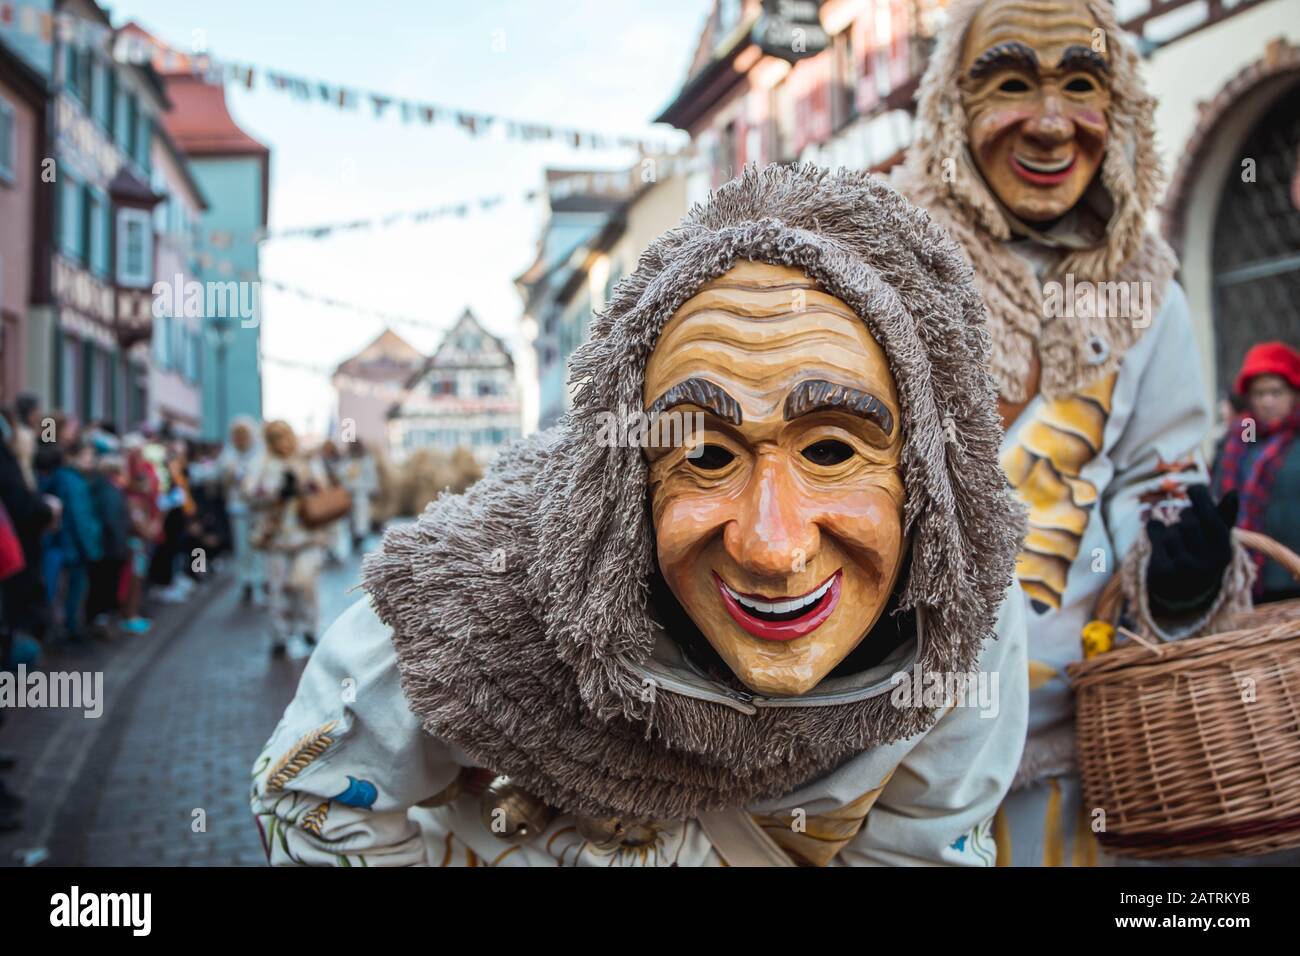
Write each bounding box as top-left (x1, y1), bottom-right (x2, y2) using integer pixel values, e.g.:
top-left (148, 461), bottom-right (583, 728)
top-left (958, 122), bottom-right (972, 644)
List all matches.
top-left (1081, 620), bottom-right (1115, 659)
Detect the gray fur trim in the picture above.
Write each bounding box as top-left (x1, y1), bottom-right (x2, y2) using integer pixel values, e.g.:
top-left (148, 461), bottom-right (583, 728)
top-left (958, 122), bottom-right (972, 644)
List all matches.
top-left (363, 164), bottom-right (1024, 819)
top-left (1119, 531), bottom-right (1257, 642)
top-left (1012, 723), bottom-right (1077, 791)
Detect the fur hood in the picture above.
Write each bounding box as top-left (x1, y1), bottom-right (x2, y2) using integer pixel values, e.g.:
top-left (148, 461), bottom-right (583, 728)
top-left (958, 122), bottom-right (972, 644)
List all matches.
top-left (892, 0), bottom-right (1177, 403)
top-left (363, 164), bottom-right (1023, 820)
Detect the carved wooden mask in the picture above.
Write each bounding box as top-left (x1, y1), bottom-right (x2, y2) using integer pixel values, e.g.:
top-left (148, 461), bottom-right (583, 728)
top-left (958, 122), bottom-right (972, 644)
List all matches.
top-left (643, 261), bottom-right (906, 697)
top-left (959, 0), bottom-right (1111, 224)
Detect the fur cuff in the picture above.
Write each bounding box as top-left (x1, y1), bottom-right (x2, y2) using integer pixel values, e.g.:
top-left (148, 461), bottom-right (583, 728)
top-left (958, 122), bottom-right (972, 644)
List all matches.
top-left (1012, 723), bottom-right (1076, 791)
top-left (1119, 531), bottom-right (1257, 643)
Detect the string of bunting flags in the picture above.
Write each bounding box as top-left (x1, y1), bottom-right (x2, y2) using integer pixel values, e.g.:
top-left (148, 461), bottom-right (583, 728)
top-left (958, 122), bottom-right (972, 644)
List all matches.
top-left (0, 2), bottom-right (683, 155)
top-left (257, 279), bottom-right (451, 335)
top-left (191, 153), bottom-right (703, 247)
top-left (262, 353), bottom-right (427, 404)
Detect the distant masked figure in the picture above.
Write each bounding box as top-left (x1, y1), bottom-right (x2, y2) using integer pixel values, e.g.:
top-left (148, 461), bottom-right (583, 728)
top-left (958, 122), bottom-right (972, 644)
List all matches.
top-left (221, 415), bottom-right (265, 604)
top-left (245, 420), bottom-right (329, 655)
top-left (893, 0), bottom-right (1253, 866)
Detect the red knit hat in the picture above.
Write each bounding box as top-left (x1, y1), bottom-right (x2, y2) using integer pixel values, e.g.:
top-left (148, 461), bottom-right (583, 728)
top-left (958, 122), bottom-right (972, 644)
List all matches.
top-left (1235, 341), bottom-right (1300, 395)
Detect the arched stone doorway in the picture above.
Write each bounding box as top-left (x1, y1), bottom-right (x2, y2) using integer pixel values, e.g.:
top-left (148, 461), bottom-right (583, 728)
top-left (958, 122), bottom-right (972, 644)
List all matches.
top-left (1162, 39), bottom-right (1300, 400)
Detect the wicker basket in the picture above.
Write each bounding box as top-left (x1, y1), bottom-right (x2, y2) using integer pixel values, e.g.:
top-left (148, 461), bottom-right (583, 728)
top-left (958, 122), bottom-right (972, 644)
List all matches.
top-left (1067, 529), bottom-right (1300, 859)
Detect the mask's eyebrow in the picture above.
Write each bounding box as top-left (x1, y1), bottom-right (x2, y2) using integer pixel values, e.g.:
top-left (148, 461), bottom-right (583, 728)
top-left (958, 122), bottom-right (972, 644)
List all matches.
top-left (784, 379), bottom-right (895, 441)
top-left (647, 377), bottom-right (742, 425)
top-left (1056, 45), bottom-right (1109, 78)
top-left (968, 40), bottom-right (1039, 80)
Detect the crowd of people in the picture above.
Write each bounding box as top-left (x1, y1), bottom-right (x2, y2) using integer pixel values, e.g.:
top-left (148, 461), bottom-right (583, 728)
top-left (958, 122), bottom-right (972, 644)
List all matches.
top-left (0, 400), bottom-right (381, 834)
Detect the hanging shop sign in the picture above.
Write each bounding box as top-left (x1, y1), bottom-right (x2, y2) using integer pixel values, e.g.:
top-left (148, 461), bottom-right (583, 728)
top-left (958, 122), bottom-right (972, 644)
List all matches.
top-left (754, 0), bottom-right (829, 63)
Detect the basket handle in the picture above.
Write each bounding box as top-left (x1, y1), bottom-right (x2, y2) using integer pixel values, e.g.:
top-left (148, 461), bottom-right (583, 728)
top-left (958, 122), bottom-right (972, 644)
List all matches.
top-left (1093, 528), bottom-right (1300, 626)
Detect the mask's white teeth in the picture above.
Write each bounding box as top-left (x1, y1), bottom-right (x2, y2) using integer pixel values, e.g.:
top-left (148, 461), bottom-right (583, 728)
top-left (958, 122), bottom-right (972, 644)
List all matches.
top-left (725, 576), bottom-right (834, 615)
top-left (1015, 153), bottom-right (1073, 173)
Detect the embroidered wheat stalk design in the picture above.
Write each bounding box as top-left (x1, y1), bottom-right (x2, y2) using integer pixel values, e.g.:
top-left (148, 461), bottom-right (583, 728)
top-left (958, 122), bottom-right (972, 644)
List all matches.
top-left (265, 721), bottom-right (338, 793)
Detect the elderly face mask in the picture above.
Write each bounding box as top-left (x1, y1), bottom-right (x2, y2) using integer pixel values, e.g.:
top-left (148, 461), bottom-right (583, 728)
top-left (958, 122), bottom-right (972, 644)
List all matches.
top-left (959, 0), bottom-right (1110, 224)
top-left (643, 261), bottom-right (906, 697)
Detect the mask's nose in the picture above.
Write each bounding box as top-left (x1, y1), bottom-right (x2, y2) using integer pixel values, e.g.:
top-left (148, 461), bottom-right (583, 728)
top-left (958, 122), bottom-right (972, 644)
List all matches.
top-left (1022, 90), bottom-right (1075, 147)
top-left (724, 451), bottom-right (820, 580)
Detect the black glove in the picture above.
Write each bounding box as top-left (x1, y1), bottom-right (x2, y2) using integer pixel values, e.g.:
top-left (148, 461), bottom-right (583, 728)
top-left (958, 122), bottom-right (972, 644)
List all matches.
top-left (279, 470), bottom-right (299, 502)
top-left (1146, 485), bottom-right (1238, 617)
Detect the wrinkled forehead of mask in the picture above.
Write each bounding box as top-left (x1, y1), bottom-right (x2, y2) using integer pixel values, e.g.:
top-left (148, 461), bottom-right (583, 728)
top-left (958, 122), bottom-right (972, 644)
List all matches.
top-left (960, 0), bottom-right (1108, 78)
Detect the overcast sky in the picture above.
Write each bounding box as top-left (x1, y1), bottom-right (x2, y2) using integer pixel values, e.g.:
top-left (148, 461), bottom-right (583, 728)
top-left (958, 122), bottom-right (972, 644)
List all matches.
top-left (105, 0), bottom-right (706, 434)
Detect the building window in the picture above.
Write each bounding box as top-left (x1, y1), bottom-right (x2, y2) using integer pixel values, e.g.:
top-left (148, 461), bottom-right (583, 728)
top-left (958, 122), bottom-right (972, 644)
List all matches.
top-left (105, 68), bottom-right (117, 135)
top-left (831, 28), bottom-right (857, 131)
top-left (116, 208), bottom-right (153, 287)
top-left (91, 57), bottom-right (107, 127)
top-left (80, 339), bottom-right (95, 421)
top-left (0, 96), bottom-right (14, 185)
top-left (185, 327), bottom-right (200, 382)
top-left (136, 114), bottom-right (151, 170)
top-left (66, 44), bottom-right (92, 106)
top-left (61, 336), bottom-right (79, 412)
top-left (84, 188), bottom-right (108, 278)
top-left (59, 175), bottom-right (83, 261)
top-left (153, 314), bottom-right (171, 371)
top-left (122, 92), bottom-right (139, 158)
top-left (717, 119), bottom-right (738, 186)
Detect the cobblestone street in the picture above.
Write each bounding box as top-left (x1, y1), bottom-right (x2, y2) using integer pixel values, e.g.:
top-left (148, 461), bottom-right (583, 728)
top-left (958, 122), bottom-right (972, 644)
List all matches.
top-left (1, 545), bottom-right (370, 867)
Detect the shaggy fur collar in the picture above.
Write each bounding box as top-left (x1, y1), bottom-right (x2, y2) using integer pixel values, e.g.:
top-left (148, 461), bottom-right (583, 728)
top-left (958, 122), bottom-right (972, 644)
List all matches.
top-left (891, 0), bottom-right (1177, 404)
top-left (363, 165), bottom-right (1023, 820)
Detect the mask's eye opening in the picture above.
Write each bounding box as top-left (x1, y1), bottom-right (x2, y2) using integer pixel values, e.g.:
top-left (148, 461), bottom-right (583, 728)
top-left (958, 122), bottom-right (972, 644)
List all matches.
top-left (801, 439), bottom-right (854, 467)
top-left (690, 444), bottom-right (736, 471)
top-left (999, 77), bottom-right (1031, 93)
top-left (1064, 76), bottom-right (1096, 93)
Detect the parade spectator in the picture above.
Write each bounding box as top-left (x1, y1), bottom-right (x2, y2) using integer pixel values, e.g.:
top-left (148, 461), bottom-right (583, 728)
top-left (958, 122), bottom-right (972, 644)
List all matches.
top-left (317, 439), bottom-right (349, 563)
top-left (86, 454), bottom-right (131, 632)
top-left (185, 440), bottom-right (230, 574)
top-left (341, 440), bottom-right (378, 550)
top-left (39, 439), bottom-right (103, 645)
top-left (120, 435), bottom-right (160, 635)
top-left (149, 439), bottom-right (196, 604)
top-left (0, 407), bottom-right (55, 643)
top-left (245, 420), bottom-right (330, 656)
top-left (0, 495), bottom-right (22, 832)
top-left (220, 417), bottom-right (265, 605)
top-left (1215, 342), bottom-right (1300, 603)
top-left (10, 393), bottom-right (41, 490)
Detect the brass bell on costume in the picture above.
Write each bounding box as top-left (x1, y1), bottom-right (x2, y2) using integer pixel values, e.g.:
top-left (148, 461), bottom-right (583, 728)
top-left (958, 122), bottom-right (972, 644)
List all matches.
top-left (574, 814), bottom-right (666, 849)
top-left (480, 776), bottom-right (554, 842)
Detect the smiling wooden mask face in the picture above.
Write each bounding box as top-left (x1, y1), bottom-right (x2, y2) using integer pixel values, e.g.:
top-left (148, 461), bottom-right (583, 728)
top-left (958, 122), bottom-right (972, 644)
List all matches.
top-left (643, 261), bottom-right (906, 697)
top-left (959, 0), bottom-right (1111, 224)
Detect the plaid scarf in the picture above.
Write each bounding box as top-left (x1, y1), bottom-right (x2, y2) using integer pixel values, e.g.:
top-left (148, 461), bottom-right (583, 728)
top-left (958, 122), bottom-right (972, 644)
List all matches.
top-left (1217, 407), bottom-right (1300, 594)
